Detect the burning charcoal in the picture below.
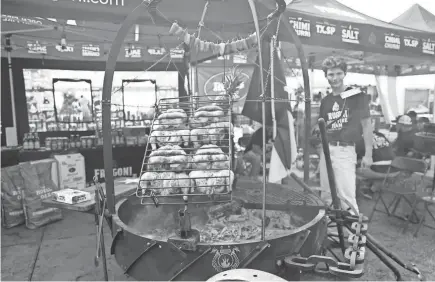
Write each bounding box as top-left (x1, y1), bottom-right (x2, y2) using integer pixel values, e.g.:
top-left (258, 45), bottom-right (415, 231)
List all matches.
top-left (227, 215), bottom-right (247, 223)
top-left (208, 201), bottom-right (242, 219)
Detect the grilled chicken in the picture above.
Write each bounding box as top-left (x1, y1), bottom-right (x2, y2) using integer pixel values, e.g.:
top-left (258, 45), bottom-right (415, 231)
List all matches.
top-left (189, 170), bottom-right (214, 194)
top-left (208, 170), bottom-right (234, 193)
top-left (190, 128), bottom-right (207, 149)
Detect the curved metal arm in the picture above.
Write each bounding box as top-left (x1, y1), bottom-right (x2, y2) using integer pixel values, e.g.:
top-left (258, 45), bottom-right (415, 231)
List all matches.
top-left (101, 2), bottom-right (149, 215)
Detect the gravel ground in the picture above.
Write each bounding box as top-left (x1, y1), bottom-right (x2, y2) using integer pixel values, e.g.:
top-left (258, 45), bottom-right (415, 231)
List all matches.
top-left (302, 194), bottom-right (435, 281)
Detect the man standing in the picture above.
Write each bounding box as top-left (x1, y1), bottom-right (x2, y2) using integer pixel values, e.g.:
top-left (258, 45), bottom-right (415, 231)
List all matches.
top-left (318, 56), bottom-right (373, 214)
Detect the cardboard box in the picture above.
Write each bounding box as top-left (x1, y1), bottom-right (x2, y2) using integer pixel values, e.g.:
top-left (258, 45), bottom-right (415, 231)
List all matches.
top-left (52, 189), bottom-right (91, 204)
top-left (53, 153), bottom-right (86, 190)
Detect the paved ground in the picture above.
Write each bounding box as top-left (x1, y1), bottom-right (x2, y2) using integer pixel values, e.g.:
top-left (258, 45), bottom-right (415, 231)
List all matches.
top-left (2, 190), bottom-right (434, 281)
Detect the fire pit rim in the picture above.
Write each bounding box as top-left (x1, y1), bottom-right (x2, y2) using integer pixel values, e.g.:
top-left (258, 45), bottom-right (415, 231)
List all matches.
top-left (112, 197), bottom-right (327, 246)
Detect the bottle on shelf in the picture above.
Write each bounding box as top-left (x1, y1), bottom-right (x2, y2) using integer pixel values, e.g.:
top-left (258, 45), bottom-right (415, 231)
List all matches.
top-left (23, 133), bottom-right (29, 150)
top-left (28, 133), bottom-right (35, 150)
top-left (70, 134), bottom-right (76, 149)
top-left (34, 133), bottom-right (40, 150)
top-left (75, 134), bottom-right (81, 148)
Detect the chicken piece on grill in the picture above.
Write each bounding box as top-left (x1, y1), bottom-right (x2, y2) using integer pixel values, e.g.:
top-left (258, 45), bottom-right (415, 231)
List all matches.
top-left (148, 124), bottom-right (165, 150)
top-left (147, 155), bottom-right (168, 171)
top-left (208, 170), bottom-right (234, 193)
top-left (160, 171), bottom-right (178, 196)
top-left (176, 173), bottom-right (193, 195)
top-left (179, 129), bottom-right (190, 147)
top-left (192, 154), bottom-right (211, 170)
top-left (168, 129), bottom-right (190, 147)
top-left (166, 109), bottom-right (188, 124)
top-left (168, 154), bottom-right (189, 172)
top-left (190, 128), bottom-right (207, 149)
top-left (204, 124), bottom-right (221, 145)
top-left (210, 153), bottom-right (230, 170)
top-left (139, 171), bottom-right (160, 195)
top-left (189, 170), bottom-right (214, 194)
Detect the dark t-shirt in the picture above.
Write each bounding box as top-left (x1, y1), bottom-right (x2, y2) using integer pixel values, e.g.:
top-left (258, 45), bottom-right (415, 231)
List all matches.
top-left (245, 127), bottom-right (272, 153)
top-left (319, 88), bottom-right (371, 143)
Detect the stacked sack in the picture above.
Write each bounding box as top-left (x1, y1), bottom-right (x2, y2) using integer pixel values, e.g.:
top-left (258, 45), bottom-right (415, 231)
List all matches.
top-left (1, 166), bottom-right (25, 228)
top-left (1, 160), bottom-right (63, 230)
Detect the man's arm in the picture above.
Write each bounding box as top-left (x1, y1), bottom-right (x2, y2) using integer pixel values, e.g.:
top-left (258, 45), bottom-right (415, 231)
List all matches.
top-left (361, 117), bottom-right (373, 158)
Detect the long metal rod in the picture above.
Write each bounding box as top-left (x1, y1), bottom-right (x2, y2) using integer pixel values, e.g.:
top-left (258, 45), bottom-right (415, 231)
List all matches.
top-left (271, 36), bottom-right (277, 140)
top-left (279, 19), bottom-right (312, 183)
top-left (6, 36), bottom-right (18, 143)
top-left (102, 2), bottom-right (148, 215)
top-left (318, 118), bottom-right (346, 254)
top-left (247, 0), bottom-right (267, 241)
top-left (1, 26), bottom-right (55, 35)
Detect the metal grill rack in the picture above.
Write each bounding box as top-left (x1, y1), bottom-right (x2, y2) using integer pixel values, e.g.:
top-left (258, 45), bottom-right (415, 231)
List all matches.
top-left (136, 94), bottom-right (234, 206)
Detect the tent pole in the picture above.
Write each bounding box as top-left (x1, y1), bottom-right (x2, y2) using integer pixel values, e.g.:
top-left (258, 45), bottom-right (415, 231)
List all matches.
top-left (247, 0), bottom-right (267, 241)
top-left (5, 35), bottom-right (18, 144)
top-left (280, 19), bottom-right (311, 183)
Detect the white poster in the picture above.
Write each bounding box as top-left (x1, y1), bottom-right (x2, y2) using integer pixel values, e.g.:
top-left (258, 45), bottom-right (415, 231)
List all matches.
top-left (53, 80), bottom-right (94, 123)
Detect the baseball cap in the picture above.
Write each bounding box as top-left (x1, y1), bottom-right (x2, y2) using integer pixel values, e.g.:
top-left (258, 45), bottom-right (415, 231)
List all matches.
top-left (398, 115), bottom-right (412, 125)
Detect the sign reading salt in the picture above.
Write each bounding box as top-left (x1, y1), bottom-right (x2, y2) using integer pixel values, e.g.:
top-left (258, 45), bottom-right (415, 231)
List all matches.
top-left (422, 41), bottom-right (435, 55)
top-left (342, 26), bottom-right (359, 44)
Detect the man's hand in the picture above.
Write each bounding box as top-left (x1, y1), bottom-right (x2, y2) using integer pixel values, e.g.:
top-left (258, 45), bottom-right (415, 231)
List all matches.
top-left (361, 155), bottom-right (373, 168)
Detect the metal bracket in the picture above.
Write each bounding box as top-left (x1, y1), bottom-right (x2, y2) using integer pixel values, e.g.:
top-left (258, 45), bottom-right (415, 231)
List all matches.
top-left (167, 241), bottom-right (188, 259)
top-left (169, 247), bottom-right (212, 281)
top-left (239, 241), bottom-right (270, 268)
top-left (124, 240), bottom-right (157, 274)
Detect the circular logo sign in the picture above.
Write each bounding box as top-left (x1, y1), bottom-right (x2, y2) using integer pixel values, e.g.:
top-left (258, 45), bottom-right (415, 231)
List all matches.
top-left (203, 71), bottom-right (250, 102)
top-left (68, 167), bottom-right (76, 173)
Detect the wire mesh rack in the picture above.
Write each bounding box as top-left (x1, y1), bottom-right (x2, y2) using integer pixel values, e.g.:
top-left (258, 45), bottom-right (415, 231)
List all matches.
top-left (136, 94), bottom-right (235, 206)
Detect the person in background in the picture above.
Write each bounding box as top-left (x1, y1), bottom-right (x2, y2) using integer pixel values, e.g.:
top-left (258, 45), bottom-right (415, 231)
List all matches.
top-left (318, 56), bottom-right (373, 215)
top-left (355, 130), bottom-right (397, 198)
top-left (242, 127), bottom-right (274, 181)
top-left (393, 115), bottom-right (417, 157)
top-left (417, 117), bottom-right (430, 131)
top-left (407, 110), bottom-right (418, 129)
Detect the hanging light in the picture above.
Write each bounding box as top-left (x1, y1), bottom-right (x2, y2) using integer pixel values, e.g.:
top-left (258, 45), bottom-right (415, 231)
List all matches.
top-left (134, 24), bottom-right (139, 42)
top-left (60, 30), bottom-right (67, 50)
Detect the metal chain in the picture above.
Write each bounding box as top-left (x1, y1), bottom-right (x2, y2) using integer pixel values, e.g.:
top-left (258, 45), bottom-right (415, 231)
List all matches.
top-left (285, 212), bottom-right (368, 278)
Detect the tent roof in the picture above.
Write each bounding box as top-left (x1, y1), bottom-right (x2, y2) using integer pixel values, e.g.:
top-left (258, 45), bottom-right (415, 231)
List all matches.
top-left (391, 4), bottom-right (435, 33)
top-left (1, 0), bottom-right (434, 75)
top-left (286, 0), bottom-right (416, 31)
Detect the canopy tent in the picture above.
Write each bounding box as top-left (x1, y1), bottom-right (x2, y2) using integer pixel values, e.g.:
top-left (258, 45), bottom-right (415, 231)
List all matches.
top-left (2, 0), bottom-right (435, 76)
top-left (391, 4), bottom-right (435, 33)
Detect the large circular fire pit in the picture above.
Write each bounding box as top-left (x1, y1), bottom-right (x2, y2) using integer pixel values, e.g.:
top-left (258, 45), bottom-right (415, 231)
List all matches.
top-left (111, 179), bottom-right (327, 281)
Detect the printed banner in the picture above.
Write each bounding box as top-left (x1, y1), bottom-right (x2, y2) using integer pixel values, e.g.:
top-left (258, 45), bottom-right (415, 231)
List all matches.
top-left (196, 65), bottom-right (255, 114)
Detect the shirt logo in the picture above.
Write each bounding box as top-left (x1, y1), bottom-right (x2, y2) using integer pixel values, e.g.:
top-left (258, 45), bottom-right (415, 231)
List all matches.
top-left (332, 102), bottom-right (340, 112)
